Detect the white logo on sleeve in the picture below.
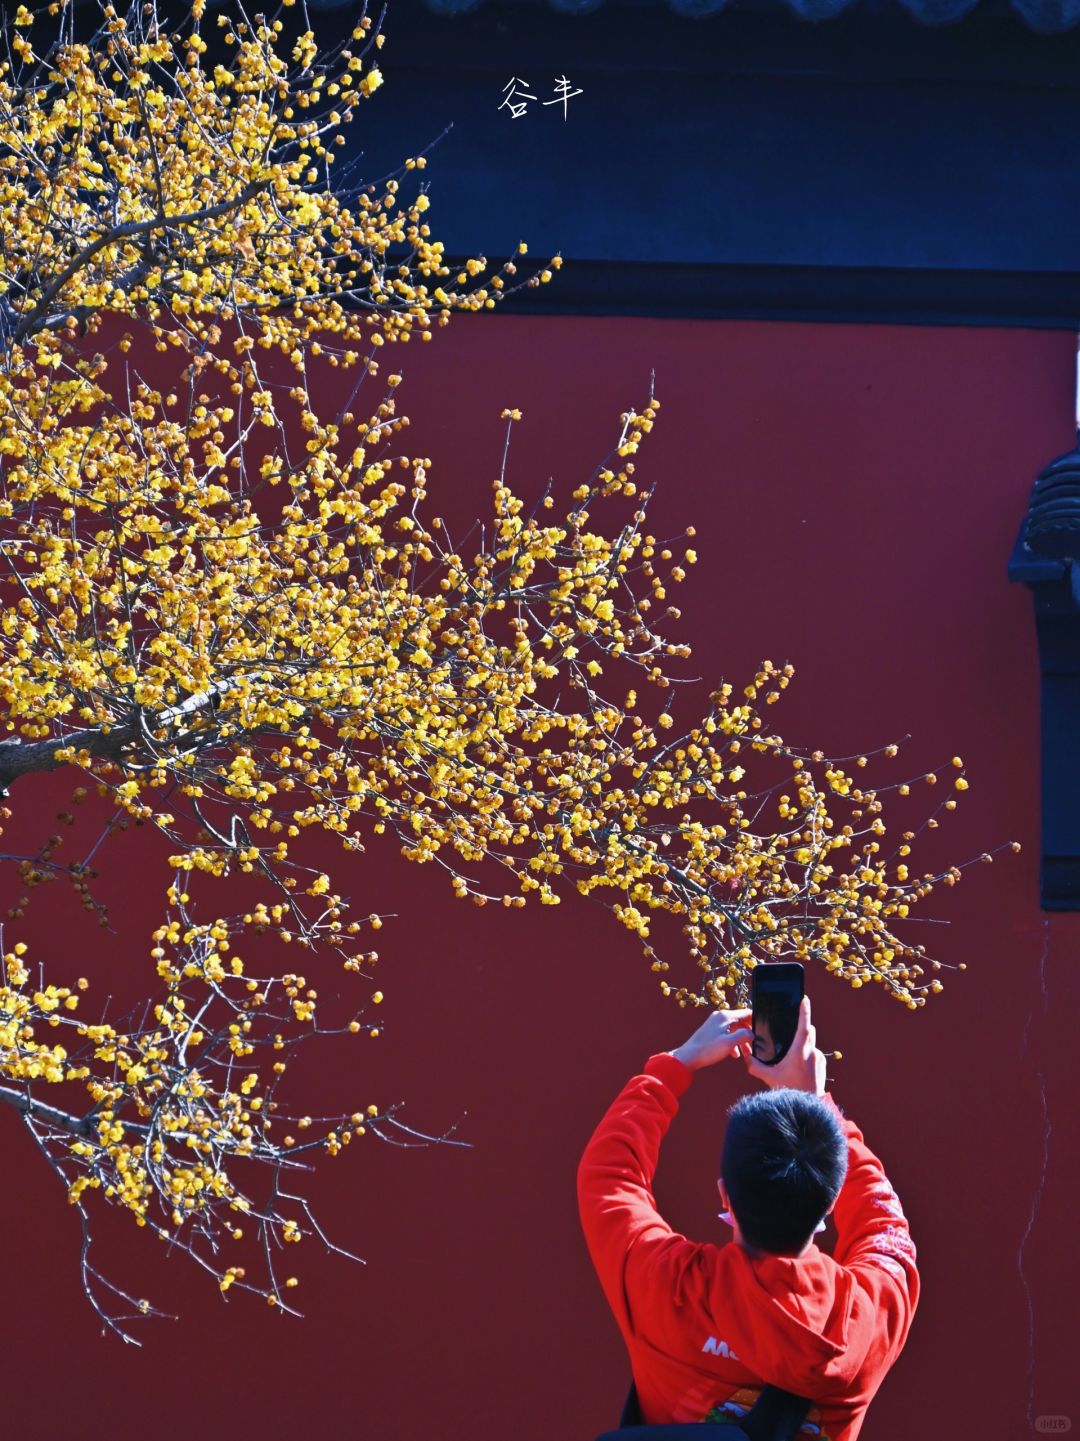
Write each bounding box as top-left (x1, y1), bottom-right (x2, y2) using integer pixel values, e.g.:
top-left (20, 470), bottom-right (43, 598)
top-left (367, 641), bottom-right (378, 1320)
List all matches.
top-left (702, 1336), bottom-right (739, 1359)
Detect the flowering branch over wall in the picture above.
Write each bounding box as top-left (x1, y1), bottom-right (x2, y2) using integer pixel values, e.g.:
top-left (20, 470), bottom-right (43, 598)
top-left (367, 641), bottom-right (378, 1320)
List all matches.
top-left (0, 0), bottom-right (1011, 1339)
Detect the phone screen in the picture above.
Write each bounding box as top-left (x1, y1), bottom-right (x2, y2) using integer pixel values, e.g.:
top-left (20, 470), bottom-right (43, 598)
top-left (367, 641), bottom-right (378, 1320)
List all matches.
top-left (750, 963), bottom-right (804, 1065)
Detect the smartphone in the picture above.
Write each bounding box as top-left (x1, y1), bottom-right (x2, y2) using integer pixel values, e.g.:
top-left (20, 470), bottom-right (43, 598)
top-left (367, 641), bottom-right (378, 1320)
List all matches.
top-left (750, 962), bottom-right (804, 1065)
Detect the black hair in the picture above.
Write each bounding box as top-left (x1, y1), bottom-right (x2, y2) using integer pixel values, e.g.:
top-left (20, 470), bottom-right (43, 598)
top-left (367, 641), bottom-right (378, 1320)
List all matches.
top-left (721, 1089), bottom-right (848, 1256)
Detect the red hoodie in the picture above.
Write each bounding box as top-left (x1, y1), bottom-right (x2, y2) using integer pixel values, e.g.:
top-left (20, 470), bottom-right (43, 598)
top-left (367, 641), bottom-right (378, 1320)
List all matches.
top-left (577, 1053), bottom-right (919, 1440)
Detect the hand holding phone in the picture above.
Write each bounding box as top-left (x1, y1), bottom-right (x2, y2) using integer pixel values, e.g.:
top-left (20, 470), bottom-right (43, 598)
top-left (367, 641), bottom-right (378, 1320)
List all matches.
top-left (744, 994), bottom-right (827, 1097)
top-left (671, 1008), bottom-right (754, 1072)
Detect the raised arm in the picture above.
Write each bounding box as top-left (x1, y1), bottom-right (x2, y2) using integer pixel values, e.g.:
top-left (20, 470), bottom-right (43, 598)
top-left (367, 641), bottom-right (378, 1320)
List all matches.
top-left (577, 1010), bottom-right (753, 1336)
top-left (829, 1111), bottom-right (919, 1362)
top-left (741, 995), bottom-right (919, 1363)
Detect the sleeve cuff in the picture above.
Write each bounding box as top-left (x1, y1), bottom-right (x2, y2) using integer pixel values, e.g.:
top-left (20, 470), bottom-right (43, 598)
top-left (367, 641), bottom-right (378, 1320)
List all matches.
top-left (643, 1051), bottom-right (694, 1098)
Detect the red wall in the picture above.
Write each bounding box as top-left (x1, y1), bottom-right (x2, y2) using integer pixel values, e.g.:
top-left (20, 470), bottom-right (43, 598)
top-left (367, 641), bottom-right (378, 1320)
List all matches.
top-left (2, 315), bottom-right (1077, 1439)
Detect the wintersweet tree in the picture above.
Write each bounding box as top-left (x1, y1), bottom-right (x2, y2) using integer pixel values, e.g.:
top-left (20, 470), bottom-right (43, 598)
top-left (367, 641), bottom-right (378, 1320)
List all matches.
top-left (0, 0), bottom-right (1012, 1339)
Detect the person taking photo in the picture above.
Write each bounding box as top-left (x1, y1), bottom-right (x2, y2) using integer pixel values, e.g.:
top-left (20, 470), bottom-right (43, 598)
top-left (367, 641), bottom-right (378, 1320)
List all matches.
top-left (577, 996), bottom-right (919, 1439)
